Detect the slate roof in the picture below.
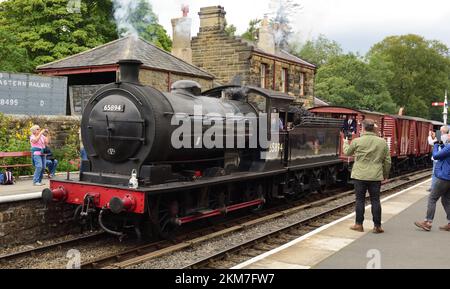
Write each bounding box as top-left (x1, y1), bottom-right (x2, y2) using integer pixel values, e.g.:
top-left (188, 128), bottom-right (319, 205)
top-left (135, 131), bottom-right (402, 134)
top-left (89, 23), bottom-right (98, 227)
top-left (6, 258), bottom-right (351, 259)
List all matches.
top-left (252, 47), bottom-right (316, 69)
top-left (314, 97), bottom-right (329, 106)
top-left (37, 36), bottom-right (214, 79)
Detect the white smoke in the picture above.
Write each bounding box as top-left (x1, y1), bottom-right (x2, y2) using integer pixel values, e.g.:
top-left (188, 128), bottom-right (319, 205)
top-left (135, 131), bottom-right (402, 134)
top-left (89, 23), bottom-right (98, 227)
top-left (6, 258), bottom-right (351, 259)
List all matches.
top-left (113, 0), bottom-right (138, 36)
top-left (112, 0), bottom-right (155, 37)
top-left (269, 0), bottom-right (302, 49)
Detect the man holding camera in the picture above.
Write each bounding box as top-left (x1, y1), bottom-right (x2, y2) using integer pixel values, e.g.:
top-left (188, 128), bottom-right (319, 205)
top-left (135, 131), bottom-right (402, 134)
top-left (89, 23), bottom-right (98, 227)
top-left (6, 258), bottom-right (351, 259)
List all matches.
top-left (415, 126), bottom-right (450, 231)
top-left (30, 125), bottom-right (49, 186)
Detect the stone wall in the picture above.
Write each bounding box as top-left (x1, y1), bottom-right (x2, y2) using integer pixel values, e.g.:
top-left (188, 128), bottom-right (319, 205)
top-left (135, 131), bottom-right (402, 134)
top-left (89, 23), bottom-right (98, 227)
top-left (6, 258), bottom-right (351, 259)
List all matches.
top-left (70, 84), bottom-right (104, 115)
top-left (191, 6), bottom-right (316, 108)
top-left (11, 115), bottom-right (81, 149)
top-left (0, 200), bottom-right (78, 248)
top-left (192, 31), bottom-right (252, 85)
top-left (249, 54), bottom-right (316, 106)
top-left (9, 115), bottom-right (80, 150)
top-left (139, 69), bottom-right (214, 92)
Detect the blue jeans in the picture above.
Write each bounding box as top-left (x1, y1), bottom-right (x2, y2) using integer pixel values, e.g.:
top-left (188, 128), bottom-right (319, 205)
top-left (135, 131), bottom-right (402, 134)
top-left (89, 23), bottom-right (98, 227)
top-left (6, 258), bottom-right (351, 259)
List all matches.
top-left (32, 155), bottom-right (46, 184)
top-left (430, 160), bottom-right (437, 190)
top-left (80, 148), bottom-right (88, 174)
top-left (46, 159), bottom-right (58, 176)
top-left (80, 148), bottom-right (88, 161)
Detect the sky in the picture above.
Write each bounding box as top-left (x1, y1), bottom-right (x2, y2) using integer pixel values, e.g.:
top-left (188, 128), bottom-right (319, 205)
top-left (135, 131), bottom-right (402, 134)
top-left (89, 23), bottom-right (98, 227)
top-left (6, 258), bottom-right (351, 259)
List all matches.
top-left (152, 0), bottom-right (450, 54)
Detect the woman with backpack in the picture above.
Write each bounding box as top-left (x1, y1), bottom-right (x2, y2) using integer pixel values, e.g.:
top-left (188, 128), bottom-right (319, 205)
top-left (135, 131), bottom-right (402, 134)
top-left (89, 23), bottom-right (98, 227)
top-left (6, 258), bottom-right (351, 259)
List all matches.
top-left (30, 125), bottom-right (49, 186)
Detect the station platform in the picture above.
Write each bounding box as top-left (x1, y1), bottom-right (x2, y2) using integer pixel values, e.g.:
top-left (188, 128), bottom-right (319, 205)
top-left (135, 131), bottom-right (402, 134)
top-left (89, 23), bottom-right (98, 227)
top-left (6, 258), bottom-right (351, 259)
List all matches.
top-left (234, 179), bottom-right (450, 269)
top-left (0, 173), bottom-right (78, 202)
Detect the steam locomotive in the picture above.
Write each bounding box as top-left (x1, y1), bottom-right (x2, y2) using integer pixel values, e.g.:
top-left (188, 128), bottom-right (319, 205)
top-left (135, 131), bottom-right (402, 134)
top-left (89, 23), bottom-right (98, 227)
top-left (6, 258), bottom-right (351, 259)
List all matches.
top-left (41, 59), bottom-right (382, 239)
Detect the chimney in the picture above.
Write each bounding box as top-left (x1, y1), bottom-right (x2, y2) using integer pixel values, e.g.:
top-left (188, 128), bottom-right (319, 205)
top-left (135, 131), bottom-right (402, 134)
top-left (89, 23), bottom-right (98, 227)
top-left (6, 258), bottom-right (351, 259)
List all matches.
top-left (257, 15), bottom-right (275, 55)
top-left (171, 5), bottom-right (192, 63)
top-left (117, 59), bottom-right (143, 84)
top-left (198, 6), bottom-right (226, 32)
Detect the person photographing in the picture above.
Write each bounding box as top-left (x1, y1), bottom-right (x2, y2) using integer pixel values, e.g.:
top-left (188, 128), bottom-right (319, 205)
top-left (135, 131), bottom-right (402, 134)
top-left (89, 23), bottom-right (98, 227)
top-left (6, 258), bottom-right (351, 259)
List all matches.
top-left (30, 125), bottom-right (49, 186)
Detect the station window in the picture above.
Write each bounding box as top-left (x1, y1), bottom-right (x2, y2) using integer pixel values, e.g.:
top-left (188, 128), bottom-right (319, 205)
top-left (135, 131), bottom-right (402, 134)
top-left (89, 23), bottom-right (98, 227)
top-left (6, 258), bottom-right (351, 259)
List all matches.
top-left (281, 68), bottom-right (288, 93)
top-left (300, 73), bottom-right (306, 96)
top-left (260, 64), bottom-right (268, 89)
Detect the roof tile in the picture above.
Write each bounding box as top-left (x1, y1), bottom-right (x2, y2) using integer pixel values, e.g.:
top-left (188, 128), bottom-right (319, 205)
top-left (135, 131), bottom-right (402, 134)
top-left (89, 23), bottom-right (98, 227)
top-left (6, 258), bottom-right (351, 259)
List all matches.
top-left (37, 36), bottom-right (214, 79)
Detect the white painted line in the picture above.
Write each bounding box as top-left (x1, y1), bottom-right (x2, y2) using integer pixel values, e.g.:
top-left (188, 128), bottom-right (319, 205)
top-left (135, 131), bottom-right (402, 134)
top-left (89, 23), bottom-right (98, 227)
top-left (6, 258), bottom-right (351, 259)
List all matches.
top-left (0, 192), bottom-right (42, 204)
top-left (232, 178), bottom-right (431, 269)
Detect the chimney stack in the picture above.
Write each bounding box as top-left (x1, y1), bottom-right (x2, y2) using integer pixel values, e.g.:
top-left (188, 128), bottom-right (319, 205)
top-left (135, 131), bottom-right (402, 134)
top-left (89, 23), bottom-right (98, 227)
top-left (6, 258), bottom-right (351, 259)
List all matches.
top-left (117, 59), bottom-right (142, 84)
top-left (257, 15), bottom-right (275, 55)
top-left (171, 5), bottom-right (192, 63)
top-left (198, 6), bottom-right (226, 32)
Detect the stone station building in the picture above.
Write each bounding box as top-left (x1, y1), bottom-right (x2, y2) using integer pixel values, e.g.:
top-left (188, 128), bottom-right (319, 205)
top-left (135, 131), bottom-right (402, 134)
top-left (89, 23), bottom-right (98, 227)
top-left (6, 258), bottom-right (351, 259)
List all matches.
top-left (171, 6), bottom-right (317, 108)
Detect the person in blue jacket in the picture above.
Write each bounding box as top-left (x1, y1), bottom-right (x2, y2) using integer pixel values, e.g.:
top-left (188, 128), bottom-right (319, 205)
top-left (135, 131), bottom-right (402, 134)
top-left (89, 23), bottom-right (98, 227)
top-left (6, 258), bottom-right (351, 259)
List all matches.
top-left (415, 132), bottom-right (450, 231)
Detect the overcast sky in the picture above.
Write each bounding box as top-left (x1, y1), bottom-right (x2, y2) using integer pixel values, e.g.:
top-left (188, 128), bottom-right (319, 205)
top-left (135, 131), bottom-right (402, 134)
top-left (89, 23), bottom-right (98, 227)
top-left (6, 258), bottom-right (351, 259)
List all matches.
top-left (153, 0), bottom-right (450, 53)
top-left (1, 0), bottom-right (449, 53)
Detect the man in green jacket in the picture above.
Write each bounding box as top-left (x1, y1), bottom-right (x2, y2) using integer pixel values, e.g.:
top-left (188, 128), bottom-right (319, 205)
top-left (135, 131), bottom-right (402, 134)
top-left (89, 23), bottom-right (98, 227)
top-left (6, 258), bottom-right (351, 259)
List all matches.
top-left (343, 119), bottom-right (391, 234)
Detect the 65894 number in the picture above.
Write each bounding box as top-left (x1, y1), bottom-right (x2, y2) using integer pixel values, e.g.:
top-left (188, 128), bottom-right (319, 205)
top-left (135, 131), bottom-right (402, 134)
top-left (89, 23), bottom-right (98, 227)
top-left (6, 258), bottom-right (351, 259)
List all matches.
top-left (103, 104), bottom-right (125, 112)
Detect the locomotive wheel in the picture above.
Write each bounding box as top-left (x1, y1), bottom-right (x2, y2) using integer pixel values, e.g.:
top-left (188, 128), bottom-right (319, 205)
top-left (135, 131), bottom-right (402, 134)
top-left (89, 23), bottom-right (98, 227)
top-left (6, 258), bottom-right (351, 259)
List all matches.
top-left (148, 196), bottom-right (179, 240)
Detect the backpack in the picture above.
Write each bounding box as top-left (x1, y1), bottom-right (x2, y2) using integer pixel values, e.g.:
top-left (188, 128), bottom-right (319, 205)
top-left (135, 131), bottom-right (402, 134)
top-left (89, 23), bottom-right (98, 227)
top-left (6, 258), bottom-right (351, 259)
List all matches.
top-left (2, 170), bottom-right (14, 185)
top-left (0, 172), bottom-right (4, 185)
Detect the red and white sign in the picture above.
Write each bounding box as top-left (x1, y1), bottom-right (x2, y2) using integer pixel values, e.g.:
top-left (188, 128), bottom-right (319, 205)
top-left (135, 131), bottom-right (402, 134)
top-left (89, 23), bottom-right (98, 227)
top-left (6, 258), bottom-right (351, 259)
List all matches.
top-left (432, 102), bottom-right (445, 106)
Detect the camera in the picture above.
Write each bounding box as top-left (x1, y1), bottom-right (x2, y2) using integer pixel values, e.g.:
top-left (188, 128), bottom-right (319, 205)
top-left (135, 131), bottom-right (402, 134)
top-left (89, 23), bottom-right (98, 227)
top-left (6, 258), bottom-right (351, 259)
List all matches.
top-left (345, 131), bottom-right (353, 140)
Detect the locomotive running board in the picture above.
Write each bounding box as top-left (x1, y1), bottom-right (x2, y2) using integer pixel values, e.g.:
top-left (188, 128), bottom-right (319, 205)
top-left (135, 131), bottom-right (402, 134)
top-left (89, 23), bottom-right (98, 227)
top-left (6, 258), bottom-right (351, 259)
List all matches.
top-left (139, 169), bottom-right (289, 195)
top-left (175, 199), bottom-right (265, 225)
top-left (53, 169), bottom-right (288, 196)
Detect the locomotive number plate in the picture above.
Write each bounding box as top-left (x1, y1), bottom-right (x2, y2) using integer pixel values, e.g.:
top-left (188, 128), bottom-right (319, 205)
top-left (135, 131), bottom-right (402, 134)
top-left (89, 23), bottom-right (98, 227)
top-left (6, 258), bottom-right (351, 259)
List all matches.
top-left (103, 104), bottom-right (125, 112)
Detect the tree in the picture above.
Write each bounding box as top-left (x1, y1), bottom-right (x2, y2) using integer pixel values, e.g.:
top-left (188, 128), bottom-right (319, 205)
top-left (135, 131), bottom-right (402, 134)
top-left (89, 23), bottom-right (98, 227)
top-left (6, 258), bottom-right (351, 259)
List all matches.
top-left (315, 54), bottom-right (397, 114)
top-left (241, 19), bottom-right (261, 42)
top-left (0, 27), bottom-right (34, 72)
top-left (225, 24), bottom-right (237, 37)
top-left (0, 0), bottom-right (118, 69)
top-left (113, 0), bottom-right (172, 51)
top-left (293, 34), bottom-right (343, 67)
top-left (368, 34), bottom-right (450, 119)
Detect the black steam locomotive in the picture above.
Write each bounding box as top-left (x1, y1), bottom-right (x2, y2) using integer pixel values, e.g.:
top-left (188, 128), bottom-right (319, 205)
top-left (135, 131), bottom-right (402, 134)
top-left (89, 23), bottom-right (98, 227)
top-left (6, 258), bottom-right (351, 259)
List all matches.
top-left (43, 59), bottom-right (343, 238)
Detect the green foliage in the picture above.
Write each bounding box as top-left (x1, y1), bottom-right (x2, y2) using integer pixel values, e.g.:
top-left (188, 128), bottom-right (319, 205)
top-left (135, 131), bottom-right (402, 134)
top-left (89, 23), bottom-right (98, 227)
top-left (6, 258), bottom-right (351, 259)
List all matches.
top-left (0, 0), bottom-right (117, 70)
top-left (293, 34), bottom-right (343, 68)
top-left (225, 24), bottom-right (237, 37)
top-left (367, 34), bottom-right (450, 119)
top-left (52, 123), bottom-right (80, 172)
top-left (0, 28), bottom-right (34, 72)
top-left (119, 0), bottom-right (172, 51)
top-left (315, 54), bottom-right (398, 114)
top-left (241, 19), bottom-right (261, 42)
top-left (0, 113), bottom-right (80, 175)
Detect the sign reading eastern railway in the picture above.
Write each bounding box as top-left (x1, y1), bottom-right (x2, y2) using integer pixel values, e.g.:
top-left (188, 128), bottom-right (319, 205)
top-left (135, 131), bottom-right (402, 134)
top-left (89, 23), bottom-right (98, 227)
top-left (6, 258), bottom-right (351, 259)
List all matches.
top-left (0, 71), bottom-right (67, 115)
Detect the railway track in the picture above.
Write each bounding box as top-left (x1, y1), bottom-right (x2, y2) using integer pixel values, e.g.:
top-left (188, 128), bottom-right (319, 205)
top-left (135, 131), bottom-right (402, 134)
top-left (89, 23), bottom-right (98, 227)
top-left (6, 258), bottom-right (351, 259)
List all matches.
top-left (81, 169), bottom-right (431, 269)
top-left (182, 171), bottom-right (431, 269)
top-left (0, 231), bottom-right (107, 264)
